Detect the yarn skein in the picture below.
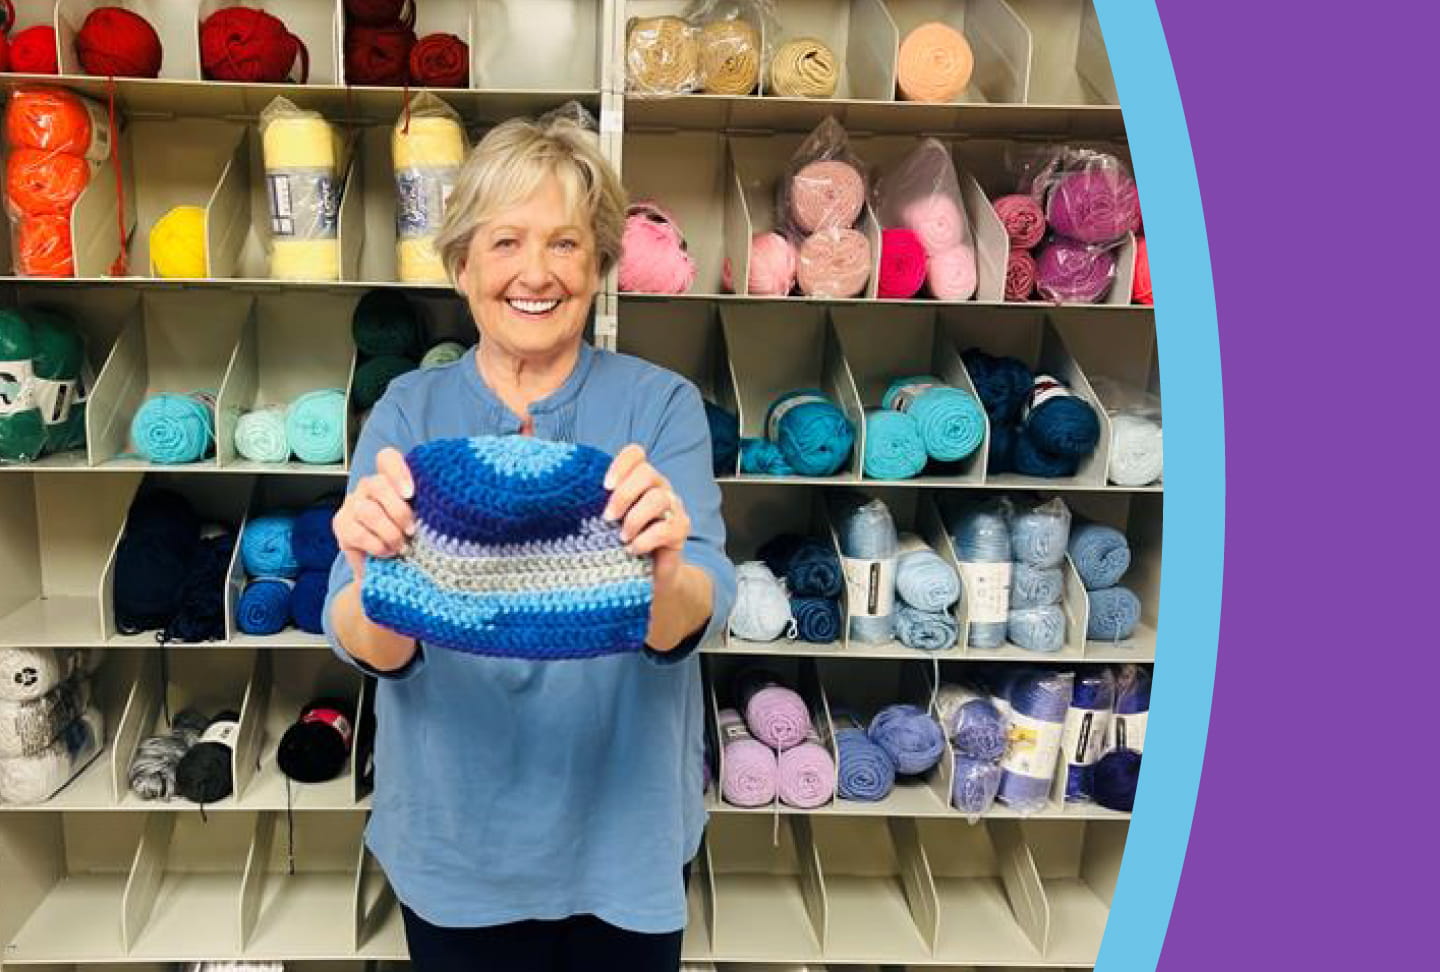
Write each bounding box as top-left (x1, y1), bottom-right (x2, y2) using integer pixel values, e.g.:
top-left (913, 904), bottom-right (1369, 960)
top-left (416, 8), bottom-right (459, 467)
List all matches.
top-left (797, 227), bottom-right (871, 298)
top-left (1023, 377), bottom-right (1100, 458)
top-left (352, 289), bottom-right (421, 358)
top-left (9, 27), bottom-right (59, 74)
top-left (728, 562), bottom-right (795, 643)
top-left (277, 698), bottom-right (354, 784)
top-left (876, 227), bottom-right (927, 299)
top-left (739, 437), bottom-right (793, 476)
top-left (863, 408), bottom-right (926, 481)
top-left (130, 392), bottom-right (214, 464)
top-left (292, 503), bottom-right (341, 571)
top-left (867, 704), bottom-right (945, 775)
top-left (717, 708), bottom-right (776, 807)
top-left (200, 7), bottom-right (307, 83)
top-left (949, 503), bottom-right (1012, 649)
top-left (789, 159), bottom-right (866, 234)
top-left (149, 206), bottom-right (207, 278)
top-left (894, 536), bottom-right (960, 612)
top-left (1035, 236), bottom-right (1116, 303)
top-left (128, 709), bottom-right (208, 800)
top-left (833, 713), bottom-right (895, 801)
top-left (1108, 413), bottom-right (1163, 486)
top-left (698, 19), bottom-right (759, 95)
top-left (240, 515), bottom-right (299, 578)
top-left (1006, 249), bottom-right (1038, 301)
top-left (175, 711), bottom-right (240, 804)
top-left (734, 669), bottom-right (811, 751)
top-left (345, 23), bottom-right (415, 85)
top-left (76, 6), bottom-right (163, 78)
top-left (409, 33), bottom-right (468, 88)
top-left (769, 38), bottom-right (838, 98)
top-left (285, 389), bottom-right (346, 464)
top-left (777, 733), bottom-right (836, 809)
top-left (1010, 499), bottom-right (1073, 568)
top-left (353, 355), bottom-right (414, 410)
top-left (952, 755), bottom-right (1002, 816)
top-left (996, 669), bottom-right (1073, 812)
top-left (162, 528), bottom-right (236, 644)
top-left (1086, 585), bottom-right (1142, 641)
top-left (291, 570), bottom-right (329, 634)
top-left (723, 231), bottom-right (796, 296)
top-left (791, 596), bottom-right (841, 643)
top-left (896, 22), bottom-right (974, 103)
top-left (618, 201), bottom-right (696, 294)
top-left (935, 686), bottom-right (1006, 761)
top-left (6, 149), bottom-right (91, 216)
top-left (895, 602), bottom-right (958, 652)
top-left (421, 341), bottom-right (466, 370)
top-left (704, 401), bottom-right (739, 477)
top-left (833, 493), bottom-right (899, 643)
top-left (0, 308), bottom-right (46, 462)
top-left (1068, 522), bottom-right (1132, 590)
top-left (234, 406), bottom-right (290, 463)
top-left (1007, 604), bottom-right (1066, 653)
top-left (764, 389), bottom-right (854, 477)
top-left (757, 533), bottom-right (842, 599)
top-left (882, 376), bottom-right (985, 463)
top-left (236, 578), bottom-right (292, 636)
top-left (1064, 669), bottom-right (1115, 802)
top-left (993, 193), bottom-right (1046, 249)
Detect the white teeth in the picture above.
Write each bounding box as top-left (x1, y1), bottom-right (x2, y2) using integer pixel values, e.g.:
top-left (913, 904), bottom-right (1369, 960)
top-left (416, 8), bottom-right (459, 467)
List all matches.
top-left (508, 299), bottom-right (560, 314)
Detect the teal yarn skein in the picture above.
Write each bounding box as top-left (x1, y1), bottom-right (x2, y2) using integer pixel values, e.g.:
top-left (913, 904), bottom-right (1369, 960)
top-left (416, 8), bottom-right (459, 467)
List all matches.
top-left (0, 308), bottom-right (46, 463)
top-left (234, 406), bottom-right (289, 463)
top-left (352, 289), bottom-right (421, 358)
top-left (863, 409), bottom-right (927, 480)
top-left (764, 389), bottom-right (854, 477)
top-left (131, 392), bottom-right (214, 464)
top-left (28, 308), bottom-right (85, 455)
top-left (353, 355), bottom-right (414, 410)
top-left (285, 389), bottom-right (346, 464)
top-left (881, 376), bottom-right (985, 462)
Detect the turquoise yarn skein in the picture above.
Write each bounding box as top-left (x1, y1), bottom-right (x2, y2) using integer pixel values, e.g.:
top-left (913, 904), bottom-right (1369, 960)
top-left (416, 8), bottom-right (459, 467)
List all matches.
top-left (764, 389), bottom-right (854, 477)
top-left (285, 389), bottom-right (346, 464)
top-left (882, 376), bottom-right (985, 462)
top-left (863, 409), bottom-right (926, 480)
top-left (131, 392), bottom-right (214, 464)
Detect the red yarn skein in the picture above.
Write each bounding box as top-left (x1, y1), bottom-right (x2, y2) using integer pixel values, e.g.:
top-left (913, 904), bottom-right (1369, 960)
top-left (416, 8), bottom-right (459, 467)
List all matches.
top-left (345, 24), bottom-right (414, 86)
top-left (345, 0), bottom-right (414, 28)
top-left (76, 6), bottom-right (163, 78)
top-left (0, 32), bottom-right (9, 73)
top-left (409, 33), bottom-right (468, 88)
top-left (9, 26), bottom-right (59, 74)
top-left (200, 7), bottom-right (308, 84)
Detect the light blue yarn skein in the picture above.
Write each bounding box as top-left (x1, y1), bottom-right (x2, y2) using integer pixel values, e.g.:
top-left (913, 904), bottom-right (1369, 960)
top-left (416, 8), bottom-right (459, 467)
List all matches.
top-left (240, 514), bottom-right (299, 578)
top-left (895, 540), bottom-right (960, 612)
top-left (1068, 522), bottom-right (1132, 590)
top-left (765, 389), bottom-right (855, 477)
top-left (863, 409), bottom-right (927, 480)
top-left (131, 392), bottom-right (214, 464)
top-left (1009, 499), bottom-right (1072, 568)
top-left (234, 406), bottom-right (289, 463)
top-left (1007, 604), bottom-right (1066, 653)
top-left (881, 376), bottom-right (985, 462)
top-left (1011, 562), bottom-right (1063, 609)
top-left (1087, 585), bottom-right (1141, 640)
top-left (834, 493), bottom-right (898, 643)
top-left (285, 389), bottom-right (346, 464)
top-left (896, 603), bottom-right (957, 652)
top-left (728, 562), bottom-right (796, 642)
top-left (949, 502), bottom-right (1012, 649)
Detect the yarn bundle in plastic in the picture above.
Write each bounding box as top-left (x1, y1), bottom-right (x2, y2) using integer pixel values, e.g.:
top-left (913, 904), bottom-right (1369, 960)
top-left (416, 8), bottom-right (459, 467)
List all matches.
top-left (996, 668), bottom-right (1073, 812)
top-left (895, 602), bottom-right (956, 652)
top-left (27, 308), bottom-right (86, 457)
top-left (176, 710), bottom-right (239, 804)
top-left (867, 704), bottom-right (944, 776)
top-left (833, 493), bottom-right (899, 643)
top-left (200, 7), bottom-right (308, 83)
top-left (1002, 498), bottom-right (1071, 653)
top-left (935, 684), bottom-right (1006, 762)
top-left (619, 201), bottom-right (696, 295)
top-left (277, 698), bottom-right (354, 783)
top-left (1063, 669), bottom-right (1114, 802)
top-left (1035, 236), bottom-right (1117, 304)
top-left (0, 308), bottom-right (46, 462)
top-left (949, 501), bottom-right (1012, 649)
top-left (76, 6), bottom-right (163, 78)
top-left (796, 227), bottom-right (871, 298)
top-left (891, 534), bottom-right (959, 652)
top-left (1093, 664), bottom-right (1149, 811)
top-left (728, 562), bottom-right (795, 643)
top-left (6, 149), bottom-right (90, 216)
top-left (762, 389), bottom-right (854, 477)
top-left (952, 755), bottom-right (1003, 816)
top-left (1108, 412), bottom-right (1163, 486)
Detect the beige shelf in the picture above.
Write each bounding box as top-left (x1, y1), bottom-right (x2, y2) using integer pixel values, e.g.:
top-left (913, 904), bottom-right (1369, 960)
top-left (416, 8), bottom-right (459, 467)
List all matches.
top-left (5, 873), bottom-right (129, 961)
top-left (248, 872), bottom-right (356, 958)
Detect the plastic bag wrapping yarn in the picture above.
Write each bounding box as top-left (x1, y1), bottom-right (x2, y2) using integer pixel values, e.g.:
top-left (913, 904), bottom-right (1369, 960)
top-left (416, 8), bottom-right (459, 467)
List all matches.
top-left (261, 97), bottom-right (344, 281)
top-left (781, 118), bottom-right (868, 235)
top-left (1063, 668), bottom-right (1115, 802)
top-left (1009, 497), bottom-right (1072, 569)
top-left (894, 533), bottom-right (960, 613)
top-left (1035, 236), bottom-right (1116, 304)
top-left (690, 1), bottom-right (776, 96)
top-left (832, 492), bottom-right (898, 643)
top-left (1090, 377), bottom-right (1163, 486)
top-left (1, 306), bottom-right (89, 463)
top-left (0, 706), bottom-right (104, 804)
top-left (393, 93), bottom-right (467, 285)
top-left (947, 498), bottom-right (1012, 649)
top-left (935, 684), bottom-right (1006, 762)
top-left (626, 15), bottom-right (701, 94)
top-left (728, 561), bottom-right (796, 643)
top-left (995, 668), bottom-right (1073, 813)
top-left (874, 138), bottom-right (977, 301)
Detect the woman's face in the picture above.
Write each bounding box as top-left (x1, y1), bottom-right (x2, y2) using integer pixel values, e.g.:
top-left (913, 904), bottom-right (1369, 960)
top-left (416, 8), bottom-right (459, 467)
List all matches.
top-left (456, 175), bottom-right (598, 363)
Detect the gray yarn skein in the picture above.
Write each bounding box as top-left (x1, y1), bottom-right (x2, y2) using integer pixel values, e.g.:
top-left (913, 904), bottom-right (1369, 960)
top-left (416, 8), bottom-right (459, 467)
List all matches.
top-left (128, 709), bottom-right (209, 800)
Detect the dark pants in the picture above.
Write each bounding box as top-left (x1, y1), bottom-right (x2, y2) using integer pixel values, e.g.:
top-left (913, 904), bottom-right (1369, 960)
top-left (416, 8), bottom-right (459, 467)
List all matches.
top-left (400, 905), bottom-right (684, 972)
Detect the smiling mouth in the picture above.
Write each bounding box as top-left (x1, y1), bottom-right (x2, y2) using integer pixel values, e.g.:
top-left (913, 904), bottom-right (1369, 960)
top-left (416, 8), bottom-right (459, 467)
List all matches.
top-left (506, 298), bottom-right (562, 316)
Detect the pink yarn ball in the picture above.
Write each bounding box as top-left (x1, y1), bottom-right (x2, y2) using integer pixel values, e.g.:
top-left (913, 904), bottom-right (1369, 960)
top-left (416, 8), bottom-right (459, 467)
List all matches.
top-left (618, 204), bottom-right (696, 294)
top-left (797, 228), bottom-right (871, 298)
top-left (789, 159), bottom-right (866, 234)
top-left (901, 193), bottom-right (966, 254)
top-left (724, 231), bottom-right (797, 295)
top-left (927, 244), bottom-right (976, 300)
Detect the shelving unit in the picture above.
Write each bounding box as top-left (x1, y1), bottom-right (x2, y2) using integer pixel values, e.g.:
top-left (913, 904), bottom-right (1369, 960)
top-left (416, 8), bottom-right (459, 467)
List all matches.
top-left (1, 2), bottom-right (1153, 970)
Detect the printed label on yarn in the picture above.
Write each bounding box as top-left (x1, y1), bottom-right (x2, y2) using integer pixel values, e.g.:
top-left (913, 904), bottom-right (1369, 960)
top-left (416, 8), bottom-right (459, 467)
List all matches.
top-left (1022, 374), bottom-right (1073, 422)
top-left (1002, 710), bottom-right (1064, 778)
top-left (766, 393), bottom-right (831, 443)
top-left (957, 561), bottom-right (1011, 624)
top-left (840, 556), bottom-right (895, 618)
top-left (76, 97), bottom-right (113, 161)
top-left (1062, 707), bottom-right (1111, 767)
top-left (303, 708), bottom-right (353, 748)
top-left (200, 720), bottom-right (239, 749)
top-left (1107, 711), bottom-right (1147, 754)
top-left (32, 378), bottom-right (74, 427)
top-left (395, 167), bottom-right (458, 239)
top-left (889, 381), bottom-right (938, 413)
top-left (0, 360), bottom-right (36, 415)
top-left (720, 719), bottom-right (755, 743)
top-left (267, 169), bottom-right (339, 239)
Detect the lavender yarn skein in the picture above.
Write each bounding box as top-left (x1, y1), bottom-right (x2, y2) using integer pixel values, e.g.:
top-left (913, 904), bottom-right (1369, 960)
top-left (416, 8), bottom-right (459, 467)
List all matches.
top-left (778, 741), bottom-right (836, 808)
top-left (868, 704), bottom-right (945, 775)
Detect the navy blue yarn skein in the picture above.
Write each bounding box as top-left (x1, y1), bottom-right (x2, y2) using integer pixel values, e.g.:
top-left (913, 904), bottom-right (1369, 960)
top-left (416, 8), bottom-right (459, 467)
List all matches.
top-left (704, 401), bottom-right (739, 476)
top-left (962, 349), bottom-right (1033, 423)
top-left (758, 533), bottom-right (842, 598)
top-left (791, 596), bottom-right (841, 643)
top-left (985, 421), bottom-right (1016, 474)
top-left (291, 571), bottom-right (329, 634)
top-left (292, 503), bottom-right (341, 571)
top-left (1025, 394), bottom-right (1100, 458)
top-left (1013, 431), bottom-right (1079, 478)
top-left (1092, 749), bottom-right (1140, 811)
top-left (237, 579), bottom-right (293, 635)
top-left (162, 528), bottom-right (236, 643)
top-left (113, 490), bottom-right (202, 635)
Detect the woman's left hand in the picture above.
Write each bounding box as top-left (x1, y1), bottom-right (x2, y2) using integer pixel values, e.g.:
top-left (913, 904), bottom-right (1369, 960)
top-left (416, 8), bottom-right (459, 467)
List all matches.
top-left (603, 444), bottom-right (691, 587)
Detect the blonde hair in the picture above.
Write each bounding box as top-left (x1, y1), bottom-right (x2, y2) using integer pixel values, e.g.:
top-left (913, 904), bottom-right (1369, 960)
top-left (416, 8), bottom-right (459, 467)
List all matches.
top-left (436, 104), bottom-right (626, 287)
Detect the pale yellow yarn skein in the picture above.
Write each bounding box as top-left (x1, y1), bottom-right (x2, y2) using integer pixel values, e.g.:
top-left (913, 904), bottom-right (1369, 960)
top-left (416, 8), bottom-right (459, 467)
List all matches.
top-left (393, 115), bottom-right (466, 284)
top-left (769, 38), bottom-right (839, 98)
top-left (263, 114), bottom-right (341, 281)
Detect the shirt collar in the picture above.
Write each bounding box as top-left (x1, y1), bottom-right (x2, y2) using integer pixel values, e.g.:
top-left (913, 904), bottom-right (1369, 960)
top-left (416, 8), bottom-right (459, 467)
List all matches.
top-left (458, 340), bottom-right (596, 427)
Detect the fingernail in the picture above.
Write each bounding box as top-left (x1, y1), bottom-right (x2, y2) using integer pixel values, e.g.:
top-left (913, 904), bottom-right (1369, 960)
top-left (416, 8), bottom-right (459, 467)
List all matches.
top-left (402, 483), bottom-right (414, 500)
top-left (602, 505), bottom-right (617, 522)
top-left (405, 523), bottom-right (417, 537)
top-left (603, 473), bottom-right (615, 490)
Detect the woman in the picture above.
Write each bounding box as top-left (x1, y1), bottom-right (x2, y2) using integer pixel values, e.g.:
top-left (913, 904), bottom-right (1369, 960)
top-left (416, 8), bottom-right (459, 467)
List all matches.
top-left (323, 105), bottom-right (736, 972)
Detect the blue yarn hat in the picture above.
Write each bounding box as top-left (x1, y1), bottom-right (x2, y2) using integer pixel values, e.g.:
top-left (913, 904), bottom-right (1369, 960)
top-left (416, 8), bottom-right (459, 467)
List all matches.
top-left (361, 436), bottom-right (654, 659)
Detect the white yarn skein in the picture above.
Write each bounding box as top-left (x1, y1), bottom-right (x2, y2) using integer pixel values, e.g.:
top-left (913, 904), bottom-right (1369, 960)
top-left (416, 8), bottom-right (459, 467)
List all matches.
top-left (728, 562), bottom-right (797, 642)
top-left (1107, 413), bottom-right (1164, 486)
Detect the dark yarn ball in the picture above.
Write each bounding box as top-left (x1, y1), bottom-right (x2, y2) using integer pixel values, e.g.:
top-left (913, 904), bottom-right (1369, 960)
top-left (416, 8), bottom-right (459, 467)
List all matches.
top-left (1025, 395), bottom-right (1100, 457)
top-left (175, 710), bottom-right (240, 804)
top-left (986, 422), bottom-right (1017, 474)
top-left (791, 596), bottom-right (842, 643)
top-left (344, 23), bottom-right (415, 85)
top-left (704, 401), bottom-right (739, 477)
top-left (345, 0), bottom-right (413, 27)
top-left (113, 490), bottom-right (201, 634)
top-left (962, 349), bottom-right (1034, 423)
top-left (292, 504), bottom-right (340, 571)
top-left (352, 288), bottom-right (421, 359)
top-left (758, 533), bottom-right (842, 598)
top-left (291, 570), bottom-right (329, 634)
top-left (1013, 431), bottom-right (1079, 478)
top-left (1093, 749), bottom-right (1141, 812)
top-left (277, 697), bottom-right (355, 784)
top-left (162, 529), bottom-right (236, 643)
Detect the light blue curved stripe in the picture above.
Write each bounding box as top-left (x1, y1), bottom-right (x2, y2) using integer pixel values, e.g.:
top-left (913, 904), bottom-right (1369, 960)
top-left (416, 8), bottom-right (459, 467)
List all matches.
top-left (367, 558), bottom-right (653, 615)
top-left (1092, 3), bottom-right (1225, 970)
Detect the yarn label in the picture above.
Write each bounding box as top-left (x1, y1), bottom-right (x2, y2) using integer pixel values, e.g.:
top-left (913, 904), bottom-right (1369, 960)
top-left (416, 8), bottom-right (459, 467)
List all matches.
top-left (74, 97), bottom-right (113, 161)
top-left (1022, 374), bottom-right (1073, 422)
top-left (766, 393), bottom-right (831, 444)
top-left (1002, 710), bottom-right (1064, 778)
top-left (303, 708), bottom-right (353, 748)
top-left (267, 169), bottom-right (339, 239)
top-left (720, 719), bottom-right (755, 743)
top-left (0, 360), bottom-right (36, 415)
top-left (840, 556), bottom-right (895, 618)
top-left (200, 720), bottom-right (238, 748)
top-left (1062, 707), bottom-right (1110, 767)
top-left (395, 167), bottom-right (458, 239)
top-left (888, 381), bottom-right (938, 413)
top-left (32, 378), bottom-right (73, 427)
top-left (956, 561), bottom-right (1011, 624)
top-left (1107, 711), bottom-right (1147, 754)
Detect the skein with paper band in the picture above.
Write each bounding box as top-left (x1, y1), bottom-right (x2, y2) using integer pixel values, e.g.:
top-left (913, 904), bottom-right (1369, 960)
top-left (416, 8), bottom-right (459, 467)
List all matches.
top-left (262, 98), bottom-right (342, 281)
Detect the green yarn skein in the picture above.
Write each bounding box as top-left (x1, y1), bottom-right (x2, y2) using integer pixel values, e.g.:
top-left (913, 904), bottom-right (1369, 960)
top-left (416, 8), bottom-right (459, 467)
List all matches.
top-left (0, 308), bottom-right (46, 463)
top-left (353, 355), bottom-right (414, 410)
top-left (421, 340), bottom-right (466, 369)
top-left (285, 389), bottom-right (346, 464)
top-left (352, 289), bottom-right (421, 358)
top-left (235, 405), bottom-right (290, 463)
top-left (28, 308), bottom-right (85, 456)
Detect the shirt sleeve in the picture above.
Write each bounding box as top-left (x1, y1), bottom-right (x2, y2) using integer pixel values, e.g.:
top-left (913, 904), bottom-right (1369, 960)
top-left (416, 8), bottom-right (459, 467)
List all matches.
top-left (638, 377), bottom-right (738, 666)
top-left (323, 395), bottom-right (427, 681)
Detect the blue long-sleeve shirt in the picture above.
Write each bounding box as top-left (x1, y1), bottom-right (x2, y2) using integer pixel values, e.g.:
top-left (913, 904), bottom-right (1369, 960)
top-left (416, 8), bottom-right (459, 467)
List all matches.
top-left (323, 341), bottom-right (736, 933)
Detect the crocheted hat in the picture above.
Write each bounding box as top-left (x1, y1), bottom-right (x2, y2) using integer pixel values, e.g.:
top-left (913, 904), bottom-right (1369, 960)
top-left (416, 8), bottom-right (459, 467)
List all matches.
top-left (361, 435), bottom-right (654, 659)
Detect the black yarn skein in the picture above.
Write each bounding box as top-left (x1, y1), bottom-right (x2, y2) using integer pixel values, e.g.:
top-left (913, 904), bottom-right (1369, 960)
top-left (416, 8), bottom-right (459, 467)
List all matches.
top-left (113, 490), bottom-right (201, 635)
top-left (176, 709), bottom-right (240, 804)
top-left (161, 526), bottom-right (236, 644)
top-left (277, 697), bottom-right (356, 784)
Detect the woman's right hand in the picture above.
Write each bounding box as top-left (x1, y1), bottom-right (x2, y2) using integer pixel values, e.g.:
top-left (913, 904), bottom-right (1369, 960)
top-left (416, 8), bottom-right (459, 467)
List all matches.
top-left (332, 447), bottom-right (416, 582)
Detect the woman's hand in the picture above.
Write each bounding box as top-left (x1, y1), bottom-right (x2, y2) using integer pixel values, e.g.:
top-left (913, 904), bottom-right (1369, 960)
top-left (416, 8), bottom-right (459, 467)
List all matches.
top-left (603, 444), bottom-right (690, 583)
top-left (333, 447), bottom-right (416, 583)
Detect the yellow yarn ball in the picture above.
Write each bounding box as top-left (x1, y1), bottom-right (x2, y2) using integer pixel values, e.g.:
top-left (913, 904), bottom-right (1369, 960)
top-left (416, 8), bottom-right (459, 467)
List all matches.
top-left (150, 206), bottom-right (208, 278)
